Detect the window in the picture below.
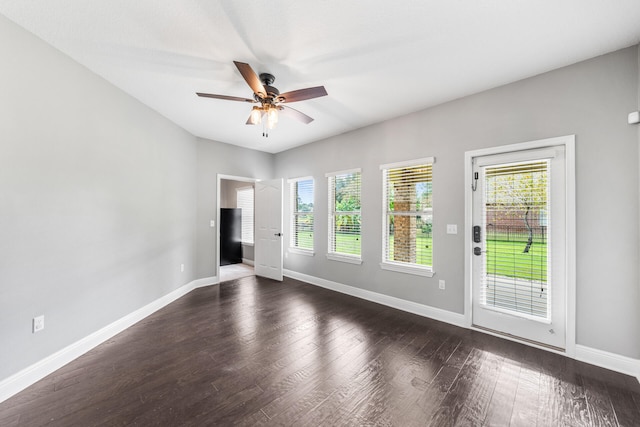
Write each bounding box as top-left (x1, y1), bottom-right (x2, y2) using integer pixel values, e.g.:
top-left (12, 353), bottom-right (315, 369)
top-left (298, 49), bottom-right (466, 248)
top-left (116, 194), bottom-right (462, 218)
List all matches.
top-left (482, 159), bottom-right (550, 318)
top-left (381, 158), bottom-right (434, 276)
top-left (289, 177), bottom-right (314, 253)
top-left (327, 169), bottom-right (362, 263)
top-left (236, 186), bottom-right (254, 245)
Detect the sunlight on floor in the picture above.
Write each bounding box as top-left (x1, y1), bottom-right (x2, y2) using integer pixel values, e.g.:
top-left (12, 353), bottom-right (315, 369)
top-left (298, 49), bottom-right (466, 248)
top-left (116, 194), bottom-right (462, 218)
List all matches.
top-left (220, 263), bottom-right (254, 282)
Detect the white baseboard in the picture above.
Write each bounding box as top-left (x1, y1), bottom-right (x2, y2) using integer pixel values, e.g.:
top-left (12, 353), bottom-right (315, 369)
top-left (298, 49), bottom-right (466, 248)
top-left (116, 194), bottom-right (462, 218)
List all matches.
top-left (242, 259), bottom-right (255, 266)
top-left (284, 269), bottom-right (640, 384)
top-left (3, 272), bottom-right (638, 405)
top-left (0, 276), bottom-right (217, 404)
top-left (283, 269), bottom-right (466, 328)
top-left (576, 345), bottom-right (640, 383)
top-left (192, 276), bottom-right (218, 287)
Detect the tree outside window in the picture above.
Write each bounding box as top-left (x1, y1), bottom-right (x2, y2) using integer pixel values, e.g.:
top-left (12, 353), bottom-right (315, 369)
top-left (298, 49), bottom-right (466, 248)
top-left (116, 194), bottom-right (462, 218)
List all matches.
top-left (382, 159), bottom-right (433, 274)
top-left (290, 178), bottom-right (314, 251)
top-left (327, 170), bottom-right (361, 260)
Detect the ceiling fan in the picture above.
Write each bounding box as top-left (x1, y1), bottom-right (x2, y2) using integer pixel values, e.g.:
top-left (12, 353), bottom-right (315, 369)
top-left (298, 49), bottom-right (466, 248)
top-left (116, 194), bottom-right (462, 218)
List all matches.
top-left (197, 61), bottom-right (328, 136)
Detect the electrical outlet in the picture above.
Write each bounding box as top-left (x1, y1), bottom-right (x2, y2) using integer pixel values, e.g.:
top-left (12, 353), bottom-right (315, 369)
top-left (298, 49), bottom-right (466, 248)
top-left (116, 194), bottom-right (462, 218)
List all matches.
top-left (180, 264), bottom-right (185, 272)
top-left (33, 315), bottom-right (44, 333)
top-left (438, 280), bottom-right (445, 290)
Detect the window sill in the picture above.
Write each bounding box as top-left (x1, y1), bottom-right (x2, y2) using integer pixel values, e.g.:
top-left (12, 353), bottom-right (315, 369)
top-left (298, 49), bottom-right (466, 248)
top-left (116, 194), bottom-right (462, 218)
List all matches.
top-left (380, 261), bottom-right (434, 277)
top-left (327, 253), bottom-right (362, 265)
top-left (289, 248), bottom-right (315, 256)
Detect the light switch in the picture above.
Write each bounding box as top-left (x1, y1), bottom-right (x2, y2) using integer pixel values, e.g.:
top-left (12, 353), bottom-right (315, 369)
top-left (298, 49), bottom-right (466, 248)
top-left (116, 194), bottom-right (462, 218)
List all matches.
top-left (446, 224), bottom-right (457, 234)
top-left (210, 220), bottom-right (215, 227)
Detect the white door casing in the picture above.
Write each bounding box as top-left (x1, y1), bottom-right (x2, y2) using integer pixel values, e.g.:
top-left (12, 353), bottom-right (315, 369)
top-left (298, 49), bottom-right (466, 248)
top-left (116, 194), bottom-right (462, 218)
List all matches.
top-left (216, 174), bottom-right (256, 282)
top-left (254, 178), bottom-right (284, 281)
top-left (464, 135), bottom-right (576, 354)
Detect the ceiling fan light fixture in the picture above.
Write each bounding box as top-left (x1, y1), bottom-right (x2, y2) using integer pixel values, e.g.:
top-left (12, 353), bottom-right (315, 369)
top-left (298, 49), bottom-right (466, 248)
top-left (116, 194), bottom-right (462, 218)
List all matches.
top-left (197, 61), bottom-right (327, 135)
top-left (267, 105), bottom-right (278, 129)
top-left (249, 106), bottom-right (262, 125)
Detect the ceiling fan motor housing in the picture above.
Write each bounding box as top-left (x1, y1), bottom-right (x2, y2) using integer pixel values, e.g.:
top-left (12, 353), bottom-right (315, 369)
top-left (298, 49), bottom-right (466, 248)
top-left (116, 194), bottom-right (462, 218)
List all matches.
top-left (259, 72), bottom-right (275, 86)
top-left (258, 73), bottom-right (280, 102)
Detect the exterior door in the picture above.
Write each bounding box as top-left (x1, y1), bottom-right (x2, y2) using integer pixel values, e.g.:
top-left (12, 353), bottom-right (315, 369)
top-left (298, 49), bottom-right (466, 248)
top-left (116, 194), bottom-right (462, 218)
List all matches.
top-left (254, 178), bottom-right (284, 281)
top-left (471, 146), bottom-right (566, 349)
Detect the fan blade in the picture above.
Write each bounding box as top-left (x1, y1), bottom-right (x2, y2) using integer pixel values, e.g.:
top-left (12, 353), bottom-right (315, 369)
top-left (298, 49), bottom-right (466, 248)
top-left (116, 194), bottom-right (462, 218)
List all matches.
top-left (196, 92), bottom-right (255, 103)
top-left (233, 61), bottom-right (266, 98)
top-left (277, 86), bottom-right (327, 103)
top-left (280, 105), bottom-right (314, 124)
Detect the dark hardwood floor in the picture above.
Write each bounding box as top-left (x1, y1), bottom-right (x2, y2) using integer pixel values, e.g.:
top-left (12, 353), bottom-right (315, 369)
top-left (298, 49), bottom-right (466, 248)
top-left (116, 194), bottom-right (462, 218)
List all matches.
top-left (1, 276), bottom-right (639, 426)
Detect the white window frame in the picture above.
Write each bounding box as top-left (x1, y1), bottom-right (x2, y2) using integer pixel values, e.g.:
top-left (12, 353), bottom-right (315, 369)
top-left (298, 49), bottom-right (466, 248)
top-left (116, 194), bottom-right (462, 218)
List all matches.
top-left (380, 157), bottom-right (435, 277)
top-left (236, 186), bottom-right (254, 246)
top-left (326, 168), bottom-right (362, 264)
top-left (288, 176), bottom-right (315, 256)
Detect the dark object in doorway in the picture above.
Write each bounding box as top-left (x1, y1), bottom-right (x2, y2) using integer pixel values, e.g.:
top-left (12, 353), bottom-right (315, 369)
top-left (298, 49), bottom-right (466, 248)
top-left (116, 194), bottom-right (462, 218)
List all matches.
top-left (220, 208), bottom-right (242, 265)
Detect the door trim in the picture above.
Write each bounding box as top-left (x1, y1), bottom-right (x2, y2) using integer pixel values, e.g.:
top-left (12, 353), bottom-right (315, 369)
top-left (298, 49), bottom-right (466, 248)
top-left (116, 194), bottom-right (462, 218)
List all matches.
top-left (464, 135), bottom-right (576, 357)
top-left (216, 174), bottom-right (257, 283)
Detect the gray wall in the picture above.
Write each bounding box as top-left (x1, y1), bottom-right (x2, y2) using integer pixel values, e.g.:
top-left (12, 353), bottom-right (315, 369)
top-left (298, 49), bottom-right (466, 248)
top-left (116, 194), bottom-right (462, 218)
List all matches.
top-left (275, 46), bottom-right (640, 359)
top-left (0, 13), bottom-right (274, 382)
top-left (0, 15), bottom-right (199, 379)
top-left (637, 44), bottom-right (640, 354)
top-left (195, 139), bottom-right (273, 278)
top-left (220, 179), bottom-right (251, 209)
top-left (2, 8), bottom-right (638, 387)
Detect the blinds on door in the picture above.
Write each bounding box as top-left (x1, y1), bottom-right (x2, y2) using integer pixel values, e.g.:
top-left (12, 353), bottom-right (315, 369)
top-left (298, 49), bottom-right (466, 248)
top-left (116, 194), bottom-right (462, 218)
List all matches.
top-left (482, 160), bottom-right (550, 319)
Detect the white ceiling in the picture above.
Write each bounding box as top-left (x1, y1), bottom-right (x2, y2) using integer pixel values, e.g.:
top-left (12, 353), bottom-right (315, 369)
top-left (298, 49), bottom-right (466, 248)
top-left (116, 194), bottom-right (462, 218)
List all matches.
top-left (2, 1), bottom-right (640, 153)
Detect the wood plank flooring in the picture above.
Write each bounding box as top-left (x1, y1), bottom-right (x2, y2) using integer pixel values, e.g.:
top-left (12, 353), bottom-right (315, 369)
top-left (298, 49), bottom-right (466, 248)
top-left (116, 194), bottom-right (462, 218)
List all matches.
top-left (1, 276), bottom-right (639, 426)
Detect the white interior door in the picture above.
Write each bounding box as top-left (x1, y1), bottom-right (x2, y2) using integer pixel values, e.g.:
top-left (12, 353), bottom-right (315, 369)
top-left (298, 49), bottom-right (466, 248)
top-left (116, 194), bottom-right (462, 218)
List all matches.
top-left (254, 178), bottom-right (283, 281)
top-left (471, 146), bottom-right (566, 349)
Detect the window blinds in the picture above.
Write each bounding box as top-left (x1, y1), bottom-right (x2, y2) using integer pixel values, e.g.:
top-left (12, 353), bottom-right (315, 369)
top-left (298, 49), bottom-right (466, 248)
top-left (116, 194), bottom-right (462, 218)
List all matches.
top-left (482, 160), bottom-right (549, 319)
top-left (327, 170), bottom-right (361, 257)
top-left (290, 178), bottom-right (314, 251)
top-left (236, 186), bottom-right (254, 245)
top-left (382, 161), bottom-right (433, 268)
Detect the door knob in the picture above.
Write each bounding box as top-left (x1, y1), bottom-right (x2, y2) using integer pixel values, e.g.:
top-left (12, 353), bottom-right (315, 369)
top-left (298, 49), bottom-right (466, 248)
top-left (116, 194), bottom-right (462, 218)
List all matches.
top-left (274, 232), bottom-right (283, 237)
top-left (473, 247), bottom-right (482, 256)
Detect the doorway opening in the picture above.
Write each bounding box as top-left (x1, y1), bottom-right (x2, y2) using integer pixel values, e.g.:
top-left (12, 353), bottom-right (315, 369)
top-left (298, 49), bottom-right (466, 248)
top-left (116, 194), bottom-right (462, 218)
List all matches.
top-left (217, 175), bottom-right (256, 282)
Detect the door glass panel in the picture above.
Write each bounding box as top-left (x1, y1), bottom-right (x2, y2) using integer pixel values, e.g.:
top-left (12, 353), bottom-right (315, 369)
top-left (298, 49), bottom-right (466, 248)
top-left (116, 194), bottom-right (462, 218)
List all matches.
top-left (482, 160), bottom-right (550, 320)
